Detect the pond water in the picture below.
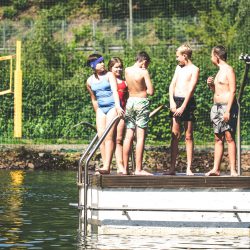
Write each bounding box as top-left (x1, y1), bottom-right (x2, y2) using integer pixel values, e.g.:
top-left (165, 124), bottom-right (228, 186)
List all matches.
top-left (0, 170), bottom-right (249, 249)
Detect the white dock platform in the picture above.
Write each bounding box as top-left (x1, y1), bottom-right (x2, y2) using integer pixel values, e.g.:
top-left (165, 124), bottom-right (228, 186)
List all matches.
top-left (79, 174), bottom-right (250, 236)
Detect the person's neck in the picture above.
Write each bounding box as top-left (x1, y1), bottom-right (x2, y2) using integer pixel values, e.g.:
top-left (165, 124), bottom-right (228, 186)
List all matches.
top-left (134, 62), bottom-right (143, 68)
top-left (180, 60), bottom-right (192, 68)
top-left (218, 60), bottom-right (227, 68)
top-left (96, 70), bottom-right (106, 76)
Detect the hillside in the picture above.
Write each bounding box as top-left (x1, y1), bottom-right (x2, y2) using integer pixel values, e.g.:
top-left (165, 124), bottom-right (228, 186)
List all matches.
top-left (0, 1), bottom-right (98, 22)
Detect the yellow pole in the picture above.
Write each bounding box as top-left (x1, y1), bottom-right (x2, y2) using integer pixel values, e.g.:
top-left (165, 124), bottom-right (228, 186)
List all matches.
top-left (14, 40), bottom-right (22, 138)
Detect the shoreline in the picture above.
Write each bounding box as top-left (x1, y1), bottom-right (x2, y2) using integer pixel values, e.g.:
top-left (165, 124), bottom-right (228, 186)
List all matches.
top-left (0, 145), bottom-right (249, 173)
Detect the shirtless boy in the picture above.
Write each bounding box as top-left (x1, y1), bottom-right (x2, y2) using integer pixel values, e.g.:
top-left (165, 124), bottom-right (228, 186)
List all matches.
top-left (206, 45), bottom-right (238, 176)
top-left (122, 51), bottom-right (154, 175)
top-left (166, 44), bottom-right (199, 175)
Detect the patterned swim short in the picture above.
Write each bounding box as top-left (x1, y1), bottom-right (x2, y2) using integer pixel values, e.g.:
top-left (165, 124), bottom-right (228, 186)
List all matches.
top-left (210, 102), bottom-right (238, 134)
top-left (125, 97), bottom-right (150, 129)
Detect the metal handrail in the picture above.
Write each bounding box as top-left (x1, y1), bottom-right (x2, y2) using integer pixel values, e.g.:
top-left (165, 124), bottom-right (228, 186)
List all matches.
top-left (79, 104), bottom-right (167, 235)
top-left (82, 115), bottom-right (121, 235)
top-left (77, 133), bottom-right (98, 186)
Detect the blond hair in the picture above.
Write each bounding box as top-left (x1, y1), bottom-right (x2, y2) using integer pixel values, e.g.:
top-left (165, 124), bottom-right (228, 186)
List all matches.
top-left (177, 44), bottom-right (192, 59)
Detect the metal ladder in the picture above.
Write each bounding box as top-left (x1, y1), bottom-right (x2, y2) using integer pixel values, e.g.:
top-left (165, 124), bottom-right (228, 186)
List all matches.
top-left (77, 105), bottom-right (166, 235)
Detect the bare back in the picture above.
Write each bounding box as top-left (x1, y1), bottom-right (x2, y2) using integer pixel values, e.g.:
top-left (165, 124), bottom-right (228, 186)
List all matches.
top-left (125, 66), bottom-right (153, 98)
top-left (213, 65), bottom-right (235, 104)
top-left (174, 64), bottom-right (199, 97)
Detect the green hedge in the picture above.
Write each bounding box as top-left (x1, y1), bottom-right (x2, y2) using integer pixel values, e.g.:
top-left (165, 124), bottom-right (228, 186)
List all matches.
top-left (0, 15), bottom-right (249, 145)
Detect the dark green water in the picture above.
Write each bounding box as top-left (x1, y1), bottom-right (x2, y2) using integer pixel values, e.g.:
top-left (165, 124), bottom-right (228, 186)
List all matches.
top-left (0, 170), bottom-right (249, 250)
top-left (0, 170), bottom-right (78, 249)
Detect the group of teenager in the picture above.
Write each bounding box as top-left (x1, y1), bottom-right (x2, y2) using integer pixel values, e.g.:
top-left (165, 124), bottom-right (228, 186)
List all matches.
top-left (86, 44), bottom-right (238, 177)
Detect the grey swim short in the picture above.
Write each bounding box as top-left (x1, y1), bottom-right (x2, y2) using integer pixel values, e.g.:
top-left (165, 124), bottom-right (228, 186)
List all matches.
top-left (210, 102), bottom-right (238, 134)
top-left (125, 97), bottom-right (150, 129)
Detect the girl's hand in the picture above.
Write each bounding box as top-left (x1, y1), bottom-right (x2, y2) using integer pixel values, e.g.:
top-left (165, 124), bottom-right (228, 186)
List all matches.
top-left (116, 106), bottom-right (124, 117)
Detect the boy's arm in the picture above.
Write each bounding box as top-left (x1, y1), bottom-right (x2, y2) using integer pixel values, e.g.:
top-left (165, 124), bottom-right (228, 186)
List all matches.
top-left (169, 67), bottom-right (178, 112)
top-left (108, 72), bottom-right (124, 116)
top-left (144, 70), bottom-right (154, 96)
top-left (86, 80), bottom-right (98, 112)
top-left (175, 66), bottom-right (199, 116)
top-left (224, 66), bottom-right (236, 122)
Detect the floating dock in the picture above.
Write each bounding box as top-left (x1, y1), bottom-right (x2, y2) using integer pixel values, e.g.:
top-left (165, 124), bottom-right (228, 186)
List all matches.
top-left (78, 173), bottom-right (250, 236)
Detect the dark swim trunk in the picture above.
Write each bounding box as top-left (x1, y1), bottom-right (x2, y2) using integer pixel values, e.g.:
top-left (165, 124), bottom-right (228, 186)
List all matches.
top-left (210, 101), bottom-right (238, 134)
top-left (169, 96), bottom-right (196, 121)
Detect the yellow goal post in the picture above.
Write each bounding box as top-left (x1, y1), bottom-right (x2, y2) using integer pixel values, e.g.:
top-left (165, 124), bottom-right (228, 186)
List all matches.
top-left (0, 40), bottom-right (22, 138)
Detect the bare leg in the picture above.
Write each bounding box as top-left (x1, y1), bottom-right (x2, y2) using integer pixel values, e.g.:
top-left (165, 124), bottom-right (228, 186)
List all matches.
top-left (115, 118), bottom-right (125, 173)
top-left (98, 108), bottom-right (117, 174)
top-left (225, 131), bottom-right (238, 176)
top-left (96, 109), bottom-right (106, 165)
top-left (123, 128), bottom-right (134, 175)
top-left (184, 121), bottom-right (194, 176)
top-left (134, 127), bottom-right (152, 175)
top-left (164, 118), bottom-right (181, 175)
top-left (205, 133), bottom-right (224, 176)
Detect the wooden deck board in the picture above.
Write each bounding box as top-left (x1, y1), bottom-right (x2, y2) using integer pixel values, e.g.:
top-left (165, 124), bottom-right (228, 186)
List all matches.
top-left (89, 174), bottom-right (250, 189)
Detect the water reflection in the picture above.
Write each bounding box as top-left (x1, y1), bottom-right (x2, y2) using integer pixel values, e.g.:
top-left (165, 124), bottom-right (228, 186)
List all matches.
top-left (0, 170), bottom-right (78, 249)
top-left (0, 170), bottom-right (249, 249)
top-left (1, 170), bottom-right (25, 246)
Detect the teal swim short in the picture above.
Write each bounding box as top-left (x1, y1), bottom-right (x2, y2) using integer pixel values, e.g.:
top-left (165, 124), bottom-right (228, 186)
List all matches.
top-left (125, 97), bottom-right (150, 129)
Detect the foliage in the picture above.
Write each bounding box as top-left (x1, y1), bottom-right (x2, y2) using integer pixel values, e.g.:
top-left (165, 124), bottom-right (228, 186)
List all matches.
top-left (2, 6), bottom-right (18, 19)
top-left (13, 0), bottom-right (29, 10)
top-left (0, 1), bottom-right (249, 145)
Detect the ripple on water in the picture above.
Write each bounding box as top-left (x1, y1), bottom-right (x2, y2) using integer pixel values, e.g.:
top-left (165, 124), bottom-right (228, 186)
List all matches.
top-left (77, 233), bottom-right (250, 250)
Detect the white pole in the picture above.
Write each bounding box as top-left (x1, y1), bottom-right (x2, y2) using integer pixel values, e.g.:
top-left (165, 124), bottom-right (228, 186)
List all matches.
top-left (129, 0), bottom-right (133, 47)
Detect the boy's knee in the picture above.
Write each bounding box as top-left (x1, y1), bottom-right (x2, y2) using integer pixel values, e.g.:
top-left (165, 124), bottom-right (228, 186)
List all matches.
top-left (225, 137), bottom-right (235, 144)
top-left (214, 137), bottom-right (223, 144)
top-left (185, 135), bottom-right (193, 141)
top-left (116, 138), bottom-right (123, 145)
top-left (172, 131), bottom-right (181, 140)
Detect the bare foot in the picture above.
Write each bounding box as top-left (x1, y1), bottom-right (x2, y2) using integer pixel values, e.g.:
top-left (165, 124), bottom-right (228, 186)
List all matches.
top-left (117, 167), bottom-right (128, 175)
top-left (162, 170), bottom-right (175, 175)
top-left (134, 170), bottom-right (153, 176)
top-left (186, 169), bottom-right (194, 176)
top-left (205, 170), bottom-right (220, 176)
top-left (231, 170), bottom-right (238, 177)
top-left (97, 168), bottom-right (110, 175)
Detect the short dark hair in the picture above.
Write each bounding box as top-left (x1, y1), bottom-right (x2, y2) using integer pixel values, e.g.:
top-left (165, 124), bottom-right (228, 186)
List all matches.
top-left (136, 51), bottom-right (151, 63)
top-left (212, 45), bottom-right (227, 61)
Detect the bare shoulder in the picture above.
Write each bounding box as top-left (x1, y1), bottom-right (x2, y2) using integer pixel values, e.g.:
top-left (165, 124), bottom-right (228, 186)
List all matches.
top-left (106, 71), bottom-right (113, 78)
top-left (191, 64), bottom-right (199, 72)
top-left (141, 68), bottom-right (149, 76)
top-left (226, 64), bottom-right (235, 73)
top-left (86, 75), bottom-right (92, 85)
top-left (125, 66), bottom-right (132, 72)
top-left (175, 65), bottom-right (181, 73)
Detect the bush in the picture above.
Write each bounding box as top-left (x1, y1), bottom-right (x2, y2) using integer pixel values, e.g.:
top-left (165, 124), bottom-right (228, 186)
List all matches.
top-left (13, 0), bottom-right (29, 10)
top-left (2, 7), bottom-right (17, 19)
